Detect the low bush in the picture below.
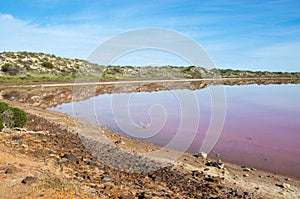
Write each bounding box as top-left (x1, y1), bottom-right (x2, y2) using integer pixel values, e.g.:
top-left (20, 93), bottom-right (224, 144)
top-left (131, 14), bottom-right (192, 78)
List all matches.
top-left (1, 63), bottom-right (10, 72)
top-left (7, 107), bottom-right (27, 128)
top-left (0, 115), bottom-right (3, 130)
top-left (0, 102), bottom-right (9, 113)
top-left (41, 62), bottom-right (54, 69)
top-left (1, 64), bottom-right (20, 75)
top-left (0, 102), bottom-right (27, 129)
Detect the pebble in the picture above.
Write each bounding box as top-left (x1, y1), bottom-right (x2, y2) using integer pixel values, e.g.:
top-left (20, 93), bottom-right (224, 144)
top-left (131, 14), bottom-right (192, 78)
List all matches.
top-left (243, 174), bottom-right (249, 177)
top-left (205, 160), bottom-right (225, 169)
top-left (102, 176), bottom-right (113, 182)
top-left (199, 152), bottom-right (208, 159)
top-left (61, 153), bottom-right (78, 162)
top-left (243, 168), bottom-right (251, 172)
top-left (276, 183), bottom-right (290, 189)
top-left (5, 168), bottom-right (13, 174)
top-left (114, 140), bottom-right (125, 145)
top-left (21, 176), bottom-right (37, 184)
top-left (11, 136), bottom-right (21, 141)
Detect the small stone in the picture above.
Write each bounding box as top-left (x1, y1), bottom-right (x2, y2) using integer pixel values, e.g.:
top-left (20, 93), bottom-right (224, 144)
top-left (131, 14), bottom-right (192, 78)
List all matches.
top-left (192, 170), bottom-right (201, 177)
top-left (285, 178), bottom-right (291, 181)
top-left (205, 160), bottom-right (225, 169)
top-left (276, 183), bottom-right (290, 189)
top-left (61, 153), bottom-right (78, 162)
top-left (243, 174), bottom-right (249, 177)
top-left (5, 168), bottom-right (13, 174)
top-left (21, 176), bottom-right (37, 184)
top-left (114, 140), bottom-right (125, 145)
top-left (11, 136), bottom-right (21, 141)
top-left (102, 176), bottom-right (113, 182)
top-left (88, 183), bottom-right (97, 188)
top-left (192, 154), bottom-right (199, 158)
top-left (21, 143), bottom-right (28, 148)
top-left (199, 152), bottom-right (207, 159)
top-left (243, 168), bottom-right (251, 172)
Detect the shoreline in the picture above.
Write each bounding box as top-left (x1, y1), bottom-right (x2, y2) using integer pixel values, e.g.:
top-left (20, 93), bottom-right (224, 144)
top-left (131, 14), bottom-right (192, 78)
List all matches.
top-left (0, 77), bottom-right (299, 88)
top-left (1, 100), bottom-right (300, 198)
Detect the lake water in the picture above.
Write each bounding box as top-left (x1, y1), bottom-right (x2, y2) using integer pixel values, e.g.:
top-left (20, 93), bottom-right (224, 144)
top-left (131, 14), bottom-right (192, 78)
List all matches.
top-left (50, 83), bottom-right (300, 177)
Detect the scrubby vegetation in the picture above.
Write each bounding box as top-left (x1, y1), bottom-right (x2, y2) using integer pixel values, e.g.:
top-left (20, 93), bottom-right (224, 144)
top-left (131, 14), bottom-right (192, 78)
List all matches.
top-left (41, 61), bottom-right (54, 69)
top-left (0, 102), bottom-right (27, 130)
top-left (0, 51), bottom-right (299, 82)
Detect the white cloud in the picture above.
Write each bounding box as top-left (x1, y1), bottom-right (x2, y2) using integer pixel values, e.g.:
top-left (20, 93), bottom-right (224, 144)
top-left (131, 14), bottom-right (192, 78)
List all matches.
top-left (247, 42), bottom-right (300, 71)
top-left (0, 14), bottom-right (111, 59)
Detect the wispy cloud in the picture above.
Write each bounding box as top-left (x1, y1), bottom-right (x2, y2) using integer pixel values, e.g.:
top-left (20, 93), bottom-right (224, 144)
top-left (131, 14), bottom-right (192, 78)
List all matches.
top-left (0, 0), bottom-right (300, 71)
top-left (0, 14), bottom-right (110, 58)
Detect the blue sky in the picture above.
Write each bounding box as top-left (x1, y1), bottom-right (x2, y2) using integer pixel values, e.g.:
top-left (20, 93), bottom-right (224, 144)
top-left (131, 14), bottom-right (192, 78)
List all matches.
top-left (0, 0), bottom-right (300, 71)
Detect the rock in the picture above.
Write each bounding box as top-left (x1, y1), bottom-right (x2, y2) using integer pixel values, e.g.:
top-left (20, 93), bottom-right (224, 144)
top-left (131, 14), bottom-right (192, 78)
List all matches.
top-left (87, 183), bottom-right (97, 188)
top-left (192, 170), bottom-right (201, 177)
top-left (243, 168), bottom-right (251, 172)
top-left (114, 140), bottom-right (125, 145)
top-left (192, 154), bottom-right (199, 158)
top-left (243, 174), bottom-right (249, 177)
top-left (199, 152), bottom-right (208, 159)
top-left (276, 183), bottom-right (290, 189)
top-left (204, 176), bottom-right (224, 184)
top-left (21, 143), bottom-right (28, 148)
top-left (21, 176), bottom-right (37, 184)
top-left (11, 136), bottom-right (21, 141)
top-left (205, 160), bottom-right (225, 169)
top-left (5, 168), bottom-right (13, 174)
top-left (193, 152), bottom-right (208, 159)
top-left (61, 153), bottom-right (78, 162)
top-left (102, 176), bottom-right (113, 182)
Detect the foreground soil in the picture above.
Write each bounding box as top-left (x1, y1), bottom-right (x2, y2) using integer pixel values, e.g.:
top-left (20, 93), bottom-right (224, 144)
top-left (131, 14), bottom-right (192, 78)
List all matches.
top-left (0, 101), bottom-right (299, 199)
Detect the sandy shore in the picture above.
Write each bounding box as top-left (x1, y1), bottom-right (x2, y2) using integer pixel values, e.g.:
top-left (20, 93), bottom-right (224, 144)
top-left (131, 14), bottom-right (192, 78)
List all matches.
top-left (0, 99), bottom-right (299, 198)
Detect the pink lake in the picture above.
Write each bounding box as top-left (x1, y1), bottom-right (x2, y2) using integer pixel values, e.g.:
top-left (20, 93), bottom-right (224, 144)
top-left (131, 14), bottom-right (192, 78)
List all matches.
top-left (51, 84), bottom-right (300, 178)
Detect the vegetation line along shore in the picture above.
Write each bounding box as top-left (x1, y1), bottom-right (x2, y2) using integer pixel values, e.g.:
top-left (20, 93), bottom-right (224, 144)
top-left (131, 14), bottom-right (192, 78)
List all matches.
top-left (1, 51), bottom-right (299, 83)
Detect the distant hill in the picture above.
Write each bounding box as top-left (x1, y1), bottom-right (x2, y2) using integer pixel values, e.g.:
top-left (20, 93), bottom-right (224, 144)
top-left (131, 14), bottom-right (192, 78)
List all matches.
top-left (0, 51), bottom-right (299, 82)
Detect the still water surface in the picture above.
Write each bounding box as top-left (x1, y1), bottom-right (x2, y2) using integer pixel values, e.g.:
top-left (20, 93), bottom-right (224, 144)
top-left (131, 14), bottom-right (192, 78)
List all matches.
top-left (50, 84), bottom-right (300, 177)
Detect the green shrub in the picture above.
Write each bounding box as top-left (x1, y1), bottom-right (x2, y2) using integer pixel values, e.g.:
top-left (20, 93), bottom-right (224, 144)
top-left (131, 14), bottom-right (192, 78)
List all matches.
top-left (1, 64), bottom-right (20, 75)
top-left (0, 102), bottom-right (9, 113)
top-left (7, 107), bottom-right (27, 128)
top-left (0, 115), bottom-right (3, 130)
top-left (41, 62), bottom-right (54, 69)
top-left (0, 103), bottom-right (27, 129)
top-left (1, 63), bottom-right (10, 72)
